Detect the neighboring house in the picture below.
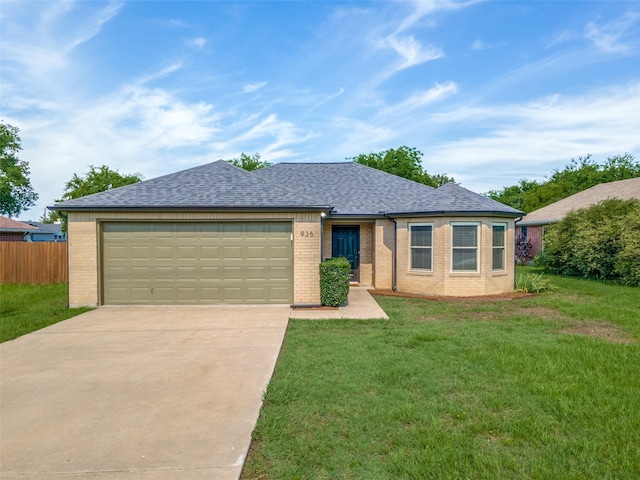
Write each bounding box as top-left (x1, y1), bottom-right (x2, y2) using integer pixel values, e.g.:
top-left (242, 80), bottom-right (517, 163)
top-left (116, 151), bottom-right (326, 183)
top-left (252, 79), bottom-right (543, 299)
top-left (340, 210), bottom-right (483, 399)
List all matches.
top-left (51, 160), bottom-right (522, 307)
top-left (517, 177), bottom-right (640, 258)
top-left (0, 216), bottom-right (38, 242)
top-left (22, 221), bottom-right (67, 242)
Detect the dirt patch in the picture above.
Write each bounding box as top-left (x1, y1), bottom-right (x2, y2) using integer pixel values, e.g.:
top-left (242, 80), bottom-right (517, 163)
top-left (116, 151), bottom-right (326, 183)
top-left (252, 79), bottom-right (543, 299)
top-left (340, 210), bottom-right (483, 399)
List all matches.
top-left (560, 322), bottom-right (636, 344)
top-left (369, 289), bottom-right (535, 302)
top-left (417, 305), bottom-right (569, 323)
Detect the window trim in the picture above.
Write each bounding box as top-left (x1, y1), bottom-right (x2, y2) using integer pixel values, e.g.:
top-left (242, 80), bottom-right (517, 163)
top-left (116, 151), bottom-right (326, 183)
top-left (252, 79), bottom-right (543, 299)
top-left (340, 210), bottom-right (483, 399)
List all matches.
top-left (409, 222), bottom-right (433, 272)
top-left (451, 222), bottom-right (480, 273)
top-left (492, 223), bottom-right (507, 271)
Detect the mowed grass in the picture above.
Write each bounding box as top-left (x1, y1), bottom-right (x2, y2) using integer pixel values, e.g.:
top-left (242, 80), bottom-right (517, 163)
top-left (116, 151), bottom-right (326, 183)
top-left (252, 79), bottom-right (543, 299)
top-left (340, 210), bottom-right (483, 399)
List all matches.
top-left (243, 273), bottom-right (640, 480)
top-left (0, 283), bottom-right (92, 342)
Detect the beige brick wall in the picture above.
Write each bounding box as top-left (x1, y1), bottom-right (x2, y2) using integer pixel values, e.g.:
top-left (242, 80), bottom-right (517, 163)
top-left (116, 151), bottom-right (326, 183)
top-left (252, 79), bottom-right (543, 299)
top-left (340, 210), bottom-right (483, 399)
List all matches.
top-left (67, 211), bottom-right (322, 306)
top-left (374, 218), bottom-right (394, 289)
top-left (322, 220), bottom-right (374, 285)
top-left (376, 216), bottom-right (516, 296)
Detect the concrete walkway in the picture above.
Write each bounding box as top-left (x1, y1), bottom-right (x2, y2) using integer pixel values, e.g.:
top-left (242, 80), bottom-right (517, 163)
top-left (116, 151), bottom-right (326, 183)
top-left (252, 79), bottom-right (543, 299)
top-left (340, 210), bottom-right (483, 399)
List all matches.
top-left (290, 286), bottom-right (389, 320)
top-left (0, 306), bottom-right (290, 480)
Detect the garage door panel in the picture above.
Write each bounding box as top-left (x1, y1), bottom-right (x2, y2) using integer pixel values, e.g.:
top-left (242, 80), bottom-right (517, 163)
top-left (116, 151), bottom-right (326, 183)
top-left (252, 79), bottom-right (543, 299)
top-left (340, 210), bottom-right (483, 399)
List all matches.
top-left (151, 266), bottom-right (173, 279)
top-left (223, 266), bottom-right (244, 281)
top-left (269, 266), bottom-right (290, 281)
top-left (130, 287), bottom-right (153, 303)
top-left (176, 287), bottom-right (198, 301)
top-left (152, 245), bottom-right (173, 259)
top-left (130, 266), bottom-right (151, 279)
top-left (222, 287), bottom-right (244, 301)
top-left (246, 266), bottom-right (266, 280)
top-left (246, 287), bottom-right (267, 301)
top-left (268, 287), bottom-right (291, 303)
top-left (177, 245), bottom-right (197, 258)
top-left (102, 222), bottom-right (292, 304)
top-left (268, 245), bottom-right (290, 260)
top-left (200, 266), bottom-right (221, 280)
top-left (222, 245), bottom-right (243, 260)
top-left (246, 246), bottom-right (267, 260)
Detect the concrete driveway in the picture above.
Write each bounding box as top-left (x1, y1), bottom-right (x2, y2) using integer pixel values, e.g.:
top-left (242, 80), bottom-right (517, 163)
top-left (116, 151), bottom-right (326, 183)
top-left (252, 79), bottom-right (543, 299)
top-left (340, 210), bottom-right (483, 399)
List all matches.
top-left (0, 306), bottom-right (290, 480)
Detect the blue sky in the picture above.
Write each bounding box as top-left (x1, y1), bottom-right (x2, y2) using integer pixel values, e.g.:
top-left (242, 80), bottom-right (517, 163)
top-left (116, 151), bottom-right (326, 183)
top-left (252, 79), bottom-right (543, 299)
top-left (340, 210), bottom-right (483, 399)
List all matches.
top-left (1, 1), bottom-right (639, 220)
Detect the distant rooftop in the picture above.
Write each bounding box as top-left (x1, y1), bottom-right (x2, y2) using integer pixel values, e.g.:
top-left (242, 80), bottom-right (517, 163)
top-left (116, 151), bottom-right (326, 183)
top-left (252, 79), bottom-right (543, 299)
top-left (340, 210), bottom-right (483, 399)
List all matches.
top-left (519, 177), bottom-right (640, 225)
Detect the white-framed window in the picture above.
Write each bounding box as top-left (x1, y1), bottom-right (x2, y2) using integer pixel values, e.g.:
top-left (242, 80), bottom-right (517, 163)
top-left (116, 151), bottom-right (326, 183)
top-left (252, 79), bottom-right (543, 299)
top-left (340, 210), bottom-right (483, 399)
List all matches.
top-left (492, 223), bottom-right (507, 271)
top-left (409, 223), bottom-right (433, 271)
top-left (451, 223), bottom-right (479, 272)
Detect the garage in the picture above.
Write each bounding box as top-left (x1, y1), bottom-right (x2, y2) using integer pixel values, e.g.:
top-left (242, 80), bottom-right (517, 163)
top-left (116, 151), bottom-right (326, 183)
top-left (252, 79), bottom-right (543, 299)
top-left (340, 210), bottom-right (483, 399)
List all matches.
top-left (101, 222), bottom-right (293, 305)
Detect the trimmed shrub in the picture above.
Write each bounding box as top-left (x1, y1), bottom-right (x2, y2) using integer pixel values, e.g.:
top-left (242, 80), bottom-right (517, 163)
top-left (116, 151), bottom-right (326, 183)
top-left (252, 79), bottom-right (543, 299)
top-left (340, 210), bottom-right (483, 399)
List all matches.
top-left (320, 257), bottom-right (351, 307)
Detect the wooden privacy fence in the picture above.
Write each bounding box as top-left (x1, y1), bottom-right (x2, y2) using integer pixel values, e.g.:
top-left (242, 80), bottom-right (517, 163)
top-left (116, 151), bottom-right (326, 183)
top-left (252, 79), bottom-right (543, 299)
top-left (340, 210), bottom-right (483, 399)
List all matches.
top-left (0, 242), bottom-right (68, 284)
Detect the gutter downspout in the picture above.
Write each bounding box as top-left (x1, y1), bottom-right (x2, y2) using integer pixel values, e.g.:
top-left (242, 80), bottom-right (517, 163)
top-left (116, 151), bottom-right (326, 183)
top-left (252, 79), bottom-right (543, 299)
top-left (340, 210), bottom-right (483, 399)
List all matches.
top-left (382, 213), bottom-right (398, 292)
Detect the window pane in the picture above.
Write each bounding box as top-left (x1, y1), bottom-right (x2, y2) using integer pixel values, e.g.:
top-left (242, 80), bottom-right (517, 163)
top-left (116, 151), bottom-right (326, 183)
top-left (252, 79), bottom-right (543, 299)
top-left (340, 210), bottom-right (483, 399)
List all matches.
top-left (411, 248), bottom-right (432, 270)
top-left (493, 225), bottom-right (505, 247)
top-left (453, 225), bottom-right (477, 247)
top-left (493, 247), bottom-right (504, 270)
top-left (453, 249), bottom-right (477, 271)
top-left (411, 225), bottom-right (432, 247)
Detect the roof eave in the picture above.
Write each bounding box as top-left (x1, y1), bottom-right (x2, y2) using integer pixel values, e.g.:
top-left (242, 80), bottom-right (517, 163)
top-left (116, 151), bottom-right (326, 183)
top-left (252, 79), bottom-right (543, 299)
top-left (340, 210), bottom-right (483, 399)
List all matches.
top-left (517, 219), bottom-right (560, 226)
top-left (49, 204), bottom-right (333, 213)
top-left (384, 210), bottom-right (523, 218)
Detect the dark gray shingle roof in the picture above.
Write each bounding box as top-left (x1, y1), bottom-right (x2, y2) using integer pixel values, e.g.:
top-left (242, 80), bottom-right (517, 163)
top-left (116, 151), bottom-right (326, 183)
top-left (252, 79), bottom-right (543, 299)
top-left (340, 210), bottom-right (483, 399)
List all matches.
top-left (388, 182), bottom-right (523, 216)
top-left (53, 160), bottom-right (329, 210)
top-left (254, 162), bottom-right (435, 215)
top-left (52, 160), bottom-right (521, 216)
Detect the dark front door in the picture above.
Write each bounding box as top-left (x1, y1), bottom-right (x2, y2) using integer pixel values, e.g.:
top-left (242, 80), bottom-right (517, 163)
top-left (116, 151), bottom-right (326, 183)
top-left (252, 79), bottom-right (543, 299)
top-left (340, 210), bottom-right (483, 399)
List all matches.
top-left (332, 226), bottom-right (360, 282)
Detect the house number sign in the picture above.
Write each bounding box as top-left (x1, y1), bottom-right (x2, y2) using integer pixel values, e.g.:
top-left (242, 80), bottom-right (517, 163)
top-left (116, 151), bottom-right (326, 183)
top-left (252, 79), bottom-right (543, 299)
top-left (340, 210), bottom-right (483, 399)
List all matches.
top-left (300, 230), bottom-right (314, 237)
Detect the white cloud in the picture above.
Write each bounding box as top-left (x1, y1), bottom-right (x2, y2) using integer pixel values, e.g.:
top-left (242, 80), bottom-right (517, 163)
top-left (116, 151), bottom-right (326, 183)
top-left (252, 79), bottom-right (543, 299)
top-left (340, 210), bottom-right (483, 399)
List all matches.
top-left (385, 34), bottom-right (444, 71)
top-left (380, 82), bottom-right (458, 116)
top-left (425, 83), bottom-right (640, 192)
top-left (471, 39), bottom-right (504, 51)
top-left (188, 37), bottom-right (207, 50)
top-left (243, 82), bottom-right (268, 93)
top-left (584, 11), bottom-right (640, 53)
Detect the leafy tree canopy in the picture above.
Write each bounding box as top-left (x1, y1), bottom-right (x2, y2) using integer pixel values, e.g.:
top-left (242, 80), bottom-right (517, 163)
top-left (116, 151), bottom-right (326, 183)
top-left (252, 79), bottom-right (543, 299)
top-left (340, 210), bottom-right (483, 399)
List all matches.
top-left (347, 146), bottom-right (455, 187)
top-left (52, 165), bottom-right (143, 229)
top-left (58, 165), bottom-right (143, 202)
top-left (487, 153), bottom-right (640, 213)
top-left (227, 153), bottom-right (271, 171)
top-left (0, 122), bottom-right (38, 218)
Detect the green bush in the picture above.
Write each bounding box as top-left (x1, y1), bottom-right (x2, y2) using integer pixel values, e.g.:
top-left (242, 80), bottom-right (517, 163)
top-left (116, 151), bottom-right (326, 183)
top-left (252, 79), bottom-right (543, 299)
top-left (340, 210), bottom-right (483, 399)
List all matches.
top-left (540, 198), bottom-right (640, 285)
top-left (616, 208), bottom-right (640, 286)
top-left (320, 257), bottom-right (351, 307)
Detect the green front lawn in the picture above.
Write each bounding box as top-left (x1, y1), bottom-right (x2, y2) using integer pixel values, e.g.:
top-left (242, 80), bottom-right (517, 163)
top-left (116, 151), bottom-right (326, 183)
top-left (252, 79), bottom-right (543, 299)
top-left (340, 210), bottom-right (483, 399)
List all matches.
top-left (242, 273), bottom-right (640, 479)
top-left (0, 283), bottom-right (92, 343)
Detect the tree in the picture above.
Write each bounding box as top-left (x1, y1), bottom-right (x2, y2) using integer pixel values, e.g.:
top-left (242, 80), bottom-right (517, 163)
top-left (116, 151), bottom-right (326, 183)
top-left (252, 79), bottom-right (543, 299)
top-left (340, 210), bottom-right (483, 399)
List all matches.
top-left (487, 154), bottom-right (640, 213)
top-left (486, 179), bottom-right (539, 213)
top-left (227, 153), bottom-right (271, 171)
top-left (0, 122), bottom-right (38, 218)
top-left (57, 165), bottom-right (143, 202)
top-left (347, 146), bottom-right (455, 187)
top-left (55, 165), bottom-right (143, 230)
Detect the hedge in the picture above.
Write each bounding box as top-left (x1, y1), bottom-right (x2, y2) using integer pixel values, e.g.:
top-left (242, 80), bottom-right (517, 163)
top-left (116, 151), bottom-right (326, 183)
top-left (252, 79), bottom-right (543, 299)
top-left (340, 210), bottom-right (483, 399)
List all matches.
top-left (320, 257), bottom-right (351, 306)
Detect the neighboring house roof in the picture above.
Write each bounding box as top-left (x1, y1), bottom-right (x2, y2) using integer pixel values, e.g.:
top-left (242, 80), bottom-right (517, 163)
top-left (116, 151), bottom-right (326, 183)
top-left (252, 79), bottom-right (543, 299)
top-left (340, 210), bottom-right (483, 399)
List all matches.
top-left (519, 177), bottom-right (640, 226)
top-left (0, 216), bottom-right (38, 233)
top-left (22, 221), bottom-right (64, 235)
top-left (51, 160), bottom-right (522, 217)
